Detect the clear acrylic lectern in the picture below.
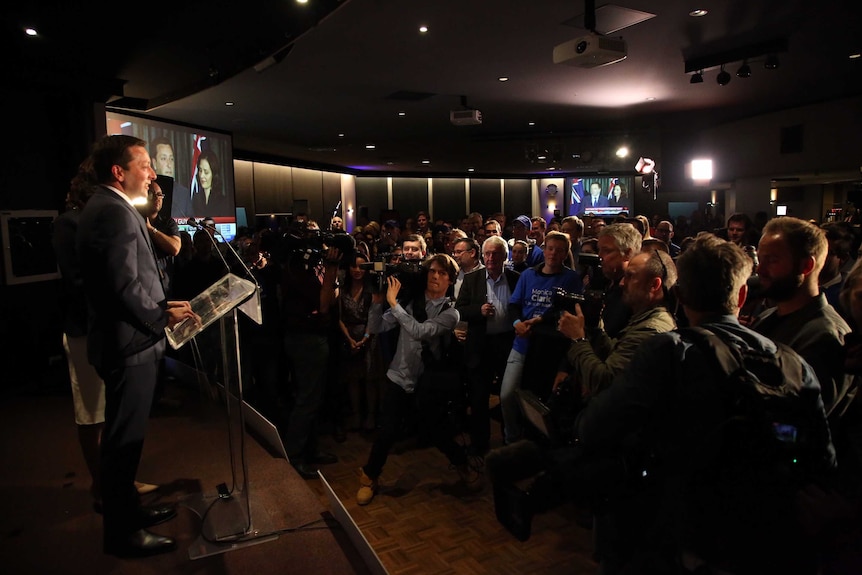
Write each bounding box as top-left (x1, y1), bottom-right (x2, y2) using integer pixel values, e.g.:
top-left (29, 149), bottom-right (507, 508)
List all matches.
top-left (167, 272), bottom-right (280, 559)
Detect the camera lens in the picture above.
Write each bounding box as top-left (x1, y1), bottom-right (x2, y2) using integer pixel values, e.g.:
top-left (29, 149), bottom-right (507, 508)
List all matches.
top-left (576, 40), bottom-right (588, 54)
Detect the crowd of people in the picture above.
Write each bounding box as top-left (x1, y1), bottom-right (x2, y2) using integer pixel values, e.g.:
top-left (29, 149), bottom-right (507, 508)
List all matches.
top-left (56, 140), bottom-right (862, 571)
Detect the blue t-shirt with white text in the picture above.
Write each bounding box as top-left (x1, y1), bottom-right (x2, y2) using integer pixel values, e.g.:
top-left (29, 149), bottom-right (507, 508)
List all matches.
top-left (509, 266), bottom-right (582, 354)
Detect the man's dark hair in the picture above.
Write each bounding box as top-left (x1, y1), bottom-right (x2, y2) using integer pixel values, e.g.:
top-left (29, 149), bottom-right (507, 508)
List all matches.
top-left (423, 253), bottom-right (459, 283)
top-left (675, 232), bottom-right (749, 314)
top-left (821, 222), bottom-right (855, 261)
top-left (149, 136), bottom-right (173, 153)
top-left (90, 135), bottom-right (146, 184)
top-left (454, 237), bottom-right (479, 256)
top-left (727, 212), bottom-right (752, 230)
top-left (762, 216), bottom-right (827, 271)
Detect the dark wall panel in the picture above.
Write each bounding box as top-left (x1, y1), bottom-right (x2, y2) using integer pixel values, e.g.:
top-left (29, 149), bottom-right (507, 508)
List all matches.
top-left (470, 179), bottom-right (501, 217)
top-left (432, 179), bottom-right (466, 224)
top-left (356, 177), bottom-right (388, 224)
top-left (505, 180), bottom-right (532, 220)
top-left (392, 177), bottom-right (429, 225)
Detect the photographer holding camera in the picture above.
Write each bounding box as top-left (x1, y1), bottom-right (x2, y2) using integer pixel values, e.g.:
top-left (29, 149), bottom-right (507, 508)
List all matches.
top-left (356, 254), bottom-right (482, 505)
top-left (555, 250), bottom-right (677, 400)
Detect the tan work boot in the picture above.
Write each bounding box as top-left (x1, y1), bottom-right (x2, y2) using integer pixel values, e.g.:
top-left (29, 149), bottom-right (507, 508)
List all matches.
top-left (134, 481), bottom-right (160, 495)
top-left (455, 463), bottom-right (483, 492)
top-left (357, 468), bottom-right (378, 505)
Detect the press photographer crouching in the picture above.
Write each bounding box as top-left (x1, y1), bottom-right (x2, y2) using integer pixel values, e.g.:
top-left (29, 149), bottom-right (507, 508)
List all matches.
top-left (356, 253), bottom-right (483, 505)
top-left (279, 220), bottom-right (354, 478)
top-left (490, 234), bottom-right (837, 575)
top-left (486, 250), bottom-right (677, 543)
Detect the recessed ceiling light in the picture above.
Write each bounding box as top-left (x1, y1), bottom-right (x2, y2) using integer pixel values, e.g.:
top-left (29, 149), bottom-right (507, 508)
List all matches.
top-left (338, 133), bottom-right (345, 137)
top-left (296, 0), bottom-right (309, 4)
top-left (498, 76), bottom-right (509, 82)
top-left (467, 168), bottom-right (475, 172)
top-left (616, 146), bottom-right (629, 158)
top-left (24, 27), bottom-right (38, 36)
top-left (850, 53), bottom-right (861, 59)
top-left (528, 121), bottom-right (536, 126)
top-left (421, 159), bottom-right (430, 164)
top-left (365, 144), bottom-right (376, 149)
top-left (548, 167), bottom-right (556, 171)
top-left (225, 101), bottom-right (234, 106)
top-left (419, 26), bottom-right (428, 33)
top-left (689, 9), bottom-right (708, 17)
top-left (398, 111), bottom-right (406, 116)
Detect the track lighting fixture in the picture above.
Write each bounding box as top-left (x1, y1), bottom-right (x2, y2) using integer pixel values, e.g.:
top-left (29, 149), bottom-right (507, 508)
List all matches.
top-left (683, 37), bottom-right (787, 86)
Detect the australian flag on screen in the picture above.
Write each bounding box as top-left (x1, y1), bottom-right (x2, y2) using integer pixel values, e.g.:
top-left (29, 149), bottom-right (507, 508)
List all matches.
top-left (569, 179), bottom-right (584, 215)
top-left (606, 177), bottom-right (619, 199)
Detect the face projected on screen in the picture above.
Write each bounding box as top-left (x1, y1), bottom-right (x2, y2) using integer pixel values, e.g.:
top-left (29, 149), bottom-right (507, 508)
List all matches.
top-left (198, 158), bottom-right (213, 193)
top-left (152, 143), bottom-right (175, 178)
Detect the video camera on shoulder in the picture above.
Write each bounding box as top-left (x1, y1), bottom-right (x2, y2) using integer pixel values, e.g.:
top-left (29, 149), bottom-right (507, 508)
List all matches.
top-left (280, 221), bottom-right (355, 269)
top-left (359, 256), bottom-right (424, 294)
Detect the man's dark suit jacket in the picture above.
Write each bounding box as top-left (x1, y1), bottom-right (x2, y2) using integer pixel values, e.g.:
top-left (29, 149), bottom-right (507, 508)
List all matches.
top-left (77, 186), bottom-right (168, 369)
top-left (455, 267), bottom-right (520, 369)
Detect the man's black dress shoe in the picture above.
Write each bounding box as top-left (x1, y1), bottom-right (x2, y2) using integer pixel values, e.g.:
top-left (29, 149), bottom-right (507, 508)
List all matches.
top-left (292, 462), bottom-right (320, 479)
top-left (139, 504), bottom-right (177, 528)
top-left (307, 451), bottom-right (338, 465)
top-left (104, 529), bottom-right (177, 558)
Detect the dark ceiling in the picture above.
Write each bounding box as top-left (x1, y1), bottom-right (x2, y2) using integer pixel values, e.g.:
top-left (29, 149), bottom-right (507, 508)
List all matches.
top-left (6, 0), bottom-right (862, 177)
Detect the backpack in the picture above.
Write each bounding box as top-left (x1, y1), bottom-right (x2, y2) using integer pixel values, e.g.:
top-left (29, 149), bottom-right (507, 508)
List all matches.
top-left (676, 326), bottom-right (831, 574)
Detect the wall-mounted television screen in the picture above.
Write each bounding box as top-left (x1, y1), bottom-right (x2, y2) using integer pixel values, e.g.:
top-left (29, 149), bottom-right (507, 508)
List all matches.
top-left (105, 110), bottom-right (237, 242)
top-left (566, 176), bottom-right (634, 218)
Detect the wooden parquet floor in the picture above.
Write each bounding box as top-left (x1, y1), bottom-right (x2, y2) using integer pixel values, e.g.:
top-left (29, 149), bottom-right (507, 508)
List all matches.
top-left (306, 416), bottom-right (599, 575)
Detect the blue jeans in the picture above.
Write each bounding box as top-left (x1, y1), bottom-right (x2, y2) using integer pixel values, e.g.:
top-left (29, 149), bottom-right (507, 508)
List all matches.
top-left (499, 348), bottom-right (525, 444)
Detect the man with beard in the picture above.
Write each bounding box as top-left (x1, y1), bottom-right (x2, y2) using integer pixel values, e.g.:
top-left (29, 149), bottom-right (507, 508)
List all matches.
top-left (556, 250), bottom-right (677, 399)
top-left (752, 217), bottom-right (853, 420)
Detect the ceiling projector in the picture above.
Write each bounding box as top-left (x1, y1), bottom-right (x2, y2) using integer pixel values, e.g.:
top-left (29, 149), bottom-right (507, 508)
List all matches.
top-left (553, 34), bottom-right (627, 68)
top-left (450, 109), bottom-right (482, 126)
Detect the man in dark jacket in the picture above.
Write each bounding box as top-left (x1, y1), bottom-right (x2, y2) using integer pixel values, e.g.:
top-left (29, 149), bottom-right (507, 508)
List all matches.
top-left (455, 235), bottom-right (520, 455)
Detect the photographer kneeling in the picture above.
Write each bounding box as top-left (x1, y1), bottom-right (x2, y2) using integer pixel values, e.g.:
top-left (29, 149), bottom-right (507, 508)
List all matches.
top-left (356, 254), bottom-right (482, 505)
top-left (486, 250), bottom-right (677, 542)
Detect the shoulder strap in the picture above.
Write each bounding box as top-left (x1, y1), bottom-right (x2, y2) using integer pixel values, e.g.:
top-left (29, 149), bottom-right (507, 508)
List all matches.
top-left (679, 326), bottom-right (743, 376)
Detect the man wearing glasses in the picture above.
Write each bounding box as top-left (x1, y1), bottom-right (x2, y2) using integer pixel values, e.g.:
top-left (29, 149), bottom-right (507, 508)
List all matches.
top-left (142, 181), bottom-right (181, 296)
top-left (556, 250), bottom-right (677, 399)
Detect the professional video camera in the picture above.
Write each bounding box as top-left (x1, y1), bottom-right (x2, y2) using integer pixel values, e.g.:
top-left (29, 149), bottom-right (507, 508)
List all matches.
top-left (281, 222), bottom-right (355, 270)
top-left (577, 252), bottom-right (608, 293)
top-left (359, 256), bottom-right (424, 294)
top-left (543, 285), bottom-right (603, 328)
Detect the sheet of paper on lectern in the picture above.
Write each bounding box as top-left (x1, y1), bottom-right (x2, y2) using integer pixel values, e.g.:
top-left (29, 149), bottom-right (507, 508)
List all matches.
top-left (166, 273), bottom-right (256, 350)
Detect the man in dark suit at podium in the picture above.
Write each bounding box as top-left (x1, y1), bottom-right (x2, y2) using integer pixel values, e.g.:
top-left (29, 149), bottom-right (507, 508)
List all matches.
top-left (455, 235), bottom-right (520, 455)
top-left (78, 135), bottom-right (195, 557)
top-left (587, 182), bottom-right (609, 209)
